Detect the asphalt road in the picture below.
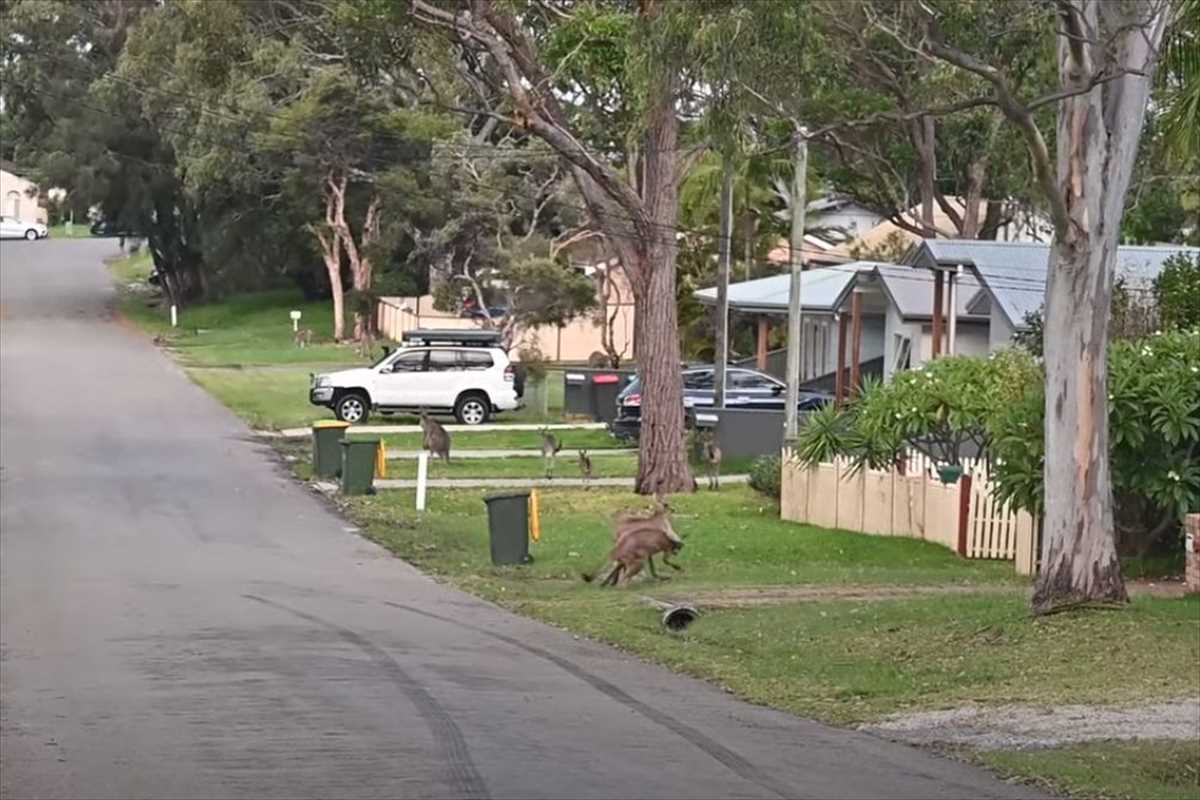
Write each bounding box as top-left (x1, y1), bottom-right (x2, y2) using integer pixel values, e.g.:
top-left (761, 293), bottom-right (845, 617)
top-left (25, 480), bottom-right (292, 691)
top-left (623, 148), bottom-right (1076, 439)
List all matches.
top-left (0, 239), bottom-right (1038, 799)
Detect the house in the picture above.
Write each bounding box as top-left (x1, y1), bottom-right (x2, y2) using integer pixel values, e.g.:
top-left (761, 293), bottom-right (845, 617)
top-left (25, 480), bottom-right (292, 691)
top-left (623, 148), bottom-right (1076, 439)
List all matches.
top-left (906, 240), bottom-right (1200, 353)
top-left (694, 261), bottom-right (987, 401)
top-left (375, 259), bottom-right (636, 364)
top-left (766, 198), bottom-right (1053, 268)
top-left (0, 162), bottom-right (49, 224)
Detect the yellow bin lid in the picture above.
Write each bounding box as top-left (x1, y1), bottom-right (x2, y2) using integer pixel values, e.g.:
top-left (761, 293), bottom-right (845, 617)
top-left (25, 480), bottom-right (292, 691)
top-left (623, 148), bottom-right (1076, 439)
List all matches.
top-left (312, 420), bottom-right (352, 429)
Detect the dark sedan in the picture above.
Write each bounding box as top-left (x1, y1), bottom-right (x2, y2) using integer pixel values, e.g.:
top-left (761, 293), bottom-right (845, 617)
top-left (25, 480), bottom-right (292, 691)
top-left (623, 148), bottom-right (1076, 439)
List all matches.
top-left (609, 366), bottom-right (832, 440)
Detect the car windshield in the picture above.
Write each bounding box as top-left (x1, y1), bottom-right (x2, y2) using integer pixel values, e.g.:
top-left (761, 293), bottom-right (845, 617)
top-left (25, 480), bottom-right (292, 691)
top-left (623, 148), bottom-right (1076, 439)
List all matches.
top-left (370, 348), bottom-right (396, 369)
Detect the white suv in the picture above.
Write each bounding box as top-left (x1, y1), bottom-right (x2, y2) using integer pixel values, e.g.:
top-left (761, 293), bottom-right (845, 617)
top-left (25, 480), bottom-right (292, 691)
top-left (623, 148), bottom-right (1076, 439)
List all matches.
top-left (309, 330), bottom-right (522, 425)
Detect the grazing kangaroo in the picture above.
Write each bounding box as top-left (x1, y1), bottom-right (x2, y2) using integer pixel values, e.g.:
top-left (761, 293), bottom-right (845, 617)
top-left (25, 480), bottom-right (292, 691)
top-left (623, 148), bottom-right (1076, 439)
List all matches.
top-left (419, 411), bottom-right (451, 464)
top-left (540, 428), bottom-right (562, 478)
top-left (577, 449), bottom-right (593, 486)
top-left (701, 431), bottom-right (722, 490)
top-left (294, 328), bottom-right (313, 349)
top-left (583, 521), bottom-right (684, 587)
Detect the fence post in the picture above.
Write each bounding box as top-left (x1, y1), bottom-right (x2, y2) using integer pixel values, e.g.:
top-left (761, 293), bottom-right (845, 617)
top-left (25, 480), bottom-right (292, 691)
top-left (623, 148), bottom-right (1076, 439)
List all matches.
top-left (956, 472), bottom-right (973, 557)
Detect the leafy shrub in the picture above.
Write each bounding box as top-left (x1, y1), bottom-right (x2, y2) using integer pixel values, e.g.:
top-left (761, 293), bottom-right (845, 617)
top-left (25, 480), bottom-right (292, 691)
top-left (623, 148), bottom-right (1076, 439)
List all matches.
top-left (791, 352), bottom-right (1041, 472)
top-left (1155, 253), bottom-right (1200, 331)
top-left (989, 330), bottom-right (1200, 554)
top-left (748, 454), bottom-right (781, 499)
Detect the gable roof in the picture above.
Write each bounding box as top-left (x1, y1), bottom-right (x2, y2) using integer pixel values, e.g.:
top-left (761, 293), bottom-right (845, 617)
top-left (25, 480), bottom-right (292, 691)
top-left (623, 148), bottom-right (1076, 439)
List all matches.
top-left (694, 264), bottom-right (868, 315)
top-left (870, 264), bottom-right (985, 322)
top-left (908, 240), bottom-right (1200, 330)
top-left (694, 261), bottom-right (985, 321)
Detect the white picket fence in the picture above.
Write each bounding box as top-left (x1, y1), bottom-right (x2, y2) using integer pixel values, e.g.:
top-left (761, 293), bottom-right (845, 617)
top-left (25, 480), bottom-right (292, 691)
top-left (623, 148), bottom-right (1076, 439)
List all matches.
top-left (781, 449), bottom-right (1041, 575)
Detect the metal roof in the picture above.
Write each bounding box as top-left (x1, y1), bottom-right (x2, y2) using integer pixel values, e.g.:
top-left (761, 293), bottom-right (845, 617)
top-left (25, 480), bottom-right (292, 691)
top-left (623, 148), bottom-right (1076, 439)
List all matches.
top-left (693, 264), bottom-right (867, 315)
top-left (908, 240), bottom-right (1200, 329)
top-left (694, 262), bottom-right (985, 321)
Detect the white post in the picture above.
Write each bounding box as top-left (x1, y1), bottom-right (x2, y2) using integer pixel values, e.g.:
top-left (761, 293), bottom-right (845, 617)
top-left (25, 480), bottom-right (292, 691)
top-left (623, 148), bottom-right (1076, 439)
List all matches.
top-left (784, 133), bottom-right (809, 439)
top-left (290, 310), bottom-right (302, 332)
top-left (170, 305), bottom-right (178, 328)
top-left (947, 265), bottom-right (959, 356)
top-left (416, 451), bottom-right (429, 511)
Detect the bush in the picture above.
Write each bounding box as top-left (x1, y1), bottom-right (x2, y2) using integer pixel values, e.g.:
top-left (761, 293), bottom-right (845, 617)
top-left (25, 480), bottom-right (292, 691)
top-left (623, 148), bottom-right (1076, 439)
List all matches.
top-left (1155, 253), bottom-right (1200, 331)
top-left (989, 330), bottom-right (1200, 555)
top-left (748, 454), bottom-right (782, 500)
top-left (791, 352), bottom-right (1041, 472)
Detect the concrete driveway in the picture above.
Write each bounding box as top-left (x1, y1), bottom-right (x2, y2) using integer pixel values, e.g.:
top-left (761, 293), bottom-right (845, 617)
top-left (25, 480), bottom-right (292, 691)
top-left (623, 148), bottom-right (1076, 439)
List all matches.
top-left (0, 239), bottom-right (1038, 799)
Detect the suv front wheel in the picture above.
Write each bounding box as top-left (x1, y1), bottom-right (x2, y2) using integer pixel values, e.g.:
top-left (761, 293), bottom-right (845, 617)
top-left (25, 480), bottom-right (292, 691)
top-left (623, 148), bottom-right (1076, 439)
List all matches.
top-left (454, 392), bottom-right (490, 425)
top-left (334, 391), bottom-right (370, 424)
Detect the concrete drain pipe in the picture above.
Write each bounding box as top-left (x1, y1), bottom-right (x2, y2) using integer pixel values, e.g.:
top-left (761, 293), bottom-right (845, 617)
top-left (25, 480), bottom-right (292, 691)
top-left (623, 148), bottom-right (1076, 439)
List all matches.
top-left (641, 596), bottom-right (701, 632)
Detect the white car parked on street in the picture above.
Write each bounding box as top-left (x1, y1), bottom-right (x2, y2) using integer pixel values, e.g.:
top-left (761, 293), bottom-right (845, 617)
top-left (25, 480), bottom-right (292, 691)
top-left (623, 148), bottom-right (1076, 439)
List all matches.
top-left (309, 329), bottom-right (523, 425)
top-left (0, 216), bottom-right (48, 241)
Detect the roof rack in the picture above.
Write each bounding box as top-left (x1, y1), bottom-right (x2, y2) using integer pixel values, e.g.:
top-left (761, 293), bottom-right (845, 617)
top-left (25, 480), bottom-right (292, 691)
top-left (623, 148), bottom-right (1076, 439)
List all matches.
top-left (400, 328), bottom-right (503, 347)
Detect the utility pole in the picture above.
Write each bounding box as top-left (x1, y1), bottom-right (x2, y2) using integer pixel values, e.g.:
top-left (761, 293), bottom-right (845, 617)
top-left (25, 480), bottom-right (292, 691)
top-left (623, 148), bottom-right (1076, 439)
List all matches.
top-left (784, 132), bottom-right (808, 439)
top-left (714, 153), bottom-right (735, 409)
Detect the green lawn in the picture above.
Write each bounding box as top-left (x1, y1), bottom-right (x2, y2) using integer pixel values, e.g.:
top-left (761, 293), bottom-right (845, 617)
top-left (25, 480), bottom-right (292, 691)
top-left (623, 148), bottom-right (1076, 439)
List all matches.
top-left (48, 222), bottom-right (95, 239)
top-left (978, 739), bottom-right (1200, 800)
top-left (369, 427), bottom-right (623, 451)
top-left (331, 484), bottom-right (1196, 730)
top-left (109, 252), bottom-right (576, 429)
top-left (379, 452), bottom-right (754, 479)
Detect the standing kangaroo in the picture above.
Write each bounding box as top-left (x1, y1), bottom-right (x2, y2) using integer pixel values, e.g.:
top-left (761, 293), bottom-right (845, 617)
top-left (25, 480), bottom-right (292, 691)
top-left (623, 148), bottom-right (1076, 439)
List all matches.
top-left (419, 411), bottom-right (451, 464)
top-left (577, 449), bottom-right (593, 486)
top-left (294, 328), bottom-right (313, 349)
top-left (540, 428), bottom-right (562, 478)
top-left (701, 431), bottom-right (722, 490)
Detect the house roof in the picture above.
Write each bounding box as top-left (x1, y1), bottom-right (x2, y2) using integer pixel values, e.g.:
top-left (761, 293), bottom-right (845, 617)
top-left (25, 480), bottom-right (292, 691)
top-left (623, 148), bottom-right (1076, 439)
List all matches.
top-left (694, 264), bottom-right (868, 315)
top-left (695, 261), bottom-right (985, 321)
top-left (908, 239), bottom-right (1200, 330)
top-left (870, 264), bottom-right (985, 322)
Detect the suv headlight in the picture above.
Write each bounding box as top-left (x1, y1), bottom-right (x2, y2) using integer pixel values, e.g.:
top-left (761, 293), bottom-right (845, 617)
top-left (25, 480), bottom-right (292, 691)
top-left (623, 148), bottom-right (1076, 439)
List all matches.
top-left (314, 375), bottom-right (331, 388)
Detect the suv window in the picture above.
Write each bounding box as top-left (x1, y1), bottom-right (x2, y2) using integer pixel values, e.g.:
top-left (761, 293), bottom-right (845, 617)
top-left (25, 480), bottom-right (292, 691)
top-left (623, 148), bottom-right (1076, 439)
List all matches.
top-left (427, 349), bottom-right (459, 371)
top-left (389, 351), bottom-right (427, 372)
top-left (459, 351), bottom-right (494, 370)
top-left (684, 371), bottom-right (714, 389)
top-left (731, 371), bottom-right (779, 390)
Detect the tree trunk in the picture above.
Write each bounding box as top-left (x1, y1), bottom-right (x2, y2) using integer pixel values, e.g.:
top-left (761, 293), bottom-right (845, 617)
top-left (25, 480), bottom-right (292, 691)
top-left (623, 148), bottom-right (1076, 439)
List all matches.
top-left (1032, 0), bottom-right (1167, 614)
top-left (784, 135), bottom-right (808, 439)
top-left (633, 55), bottom-right (692, 496)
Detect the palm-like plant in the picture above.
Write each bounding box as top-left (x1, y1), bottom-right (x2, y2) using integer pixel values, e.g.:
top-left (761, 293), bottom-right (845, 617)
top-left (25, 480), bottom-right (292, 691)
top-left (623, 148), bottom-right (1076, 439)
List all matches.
top-left (1161, 0), bottom-right (1199, 163)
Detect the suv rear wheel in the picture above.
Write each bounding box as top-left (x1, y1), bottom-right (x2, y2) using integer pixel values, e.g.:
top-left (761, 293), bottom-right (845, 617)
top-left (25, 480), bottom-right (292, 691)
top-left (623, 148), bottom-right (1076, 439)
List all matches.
top-left (334, 392), bottom-right (370, 424)
top-left (454, 392), bottom-right (490, 425)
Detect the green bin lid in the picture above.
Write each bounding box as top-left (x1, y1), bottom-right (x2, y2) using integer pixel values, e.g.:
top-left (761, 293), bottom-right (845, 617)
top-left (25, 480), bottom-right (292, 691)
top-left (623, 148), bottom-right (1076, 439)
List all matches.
top-left (483, 491), bottom-right (531, 502)
top-left (313, 420), bottom-right (351, 429)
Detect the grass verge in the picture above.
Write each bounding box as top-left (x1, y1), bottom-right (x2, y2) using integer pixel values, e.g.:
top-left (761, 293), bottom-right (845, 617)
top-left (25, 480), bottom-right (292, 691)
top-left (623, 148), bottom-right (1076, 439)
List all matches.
top-left (329, 484), bottom-right (1196, 729)
top-left (977, 739), bottom-right (1200, 800)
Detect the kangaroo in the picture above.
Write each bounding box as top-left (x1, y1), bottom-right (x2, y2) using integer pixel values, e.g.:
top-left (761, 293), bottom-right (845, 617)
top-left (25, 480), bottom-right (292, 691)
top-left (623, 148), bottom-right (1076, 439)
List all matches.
top-left (540, 428), bottom-right (562, 478)
top-left (355, 330), bottom-right (374, 359)
top-left (701, 431), bottom-right (722, 490)
top-left (294, 327), bottom-right (313, 349)
top-left (583, 524), bottom-right (684, 587)
top-left (577, 449), bottom-right (593, 486)
top-left (611, 499), bottom-right (682, 580)
top-left (419, 411), bottom-right (451, 463)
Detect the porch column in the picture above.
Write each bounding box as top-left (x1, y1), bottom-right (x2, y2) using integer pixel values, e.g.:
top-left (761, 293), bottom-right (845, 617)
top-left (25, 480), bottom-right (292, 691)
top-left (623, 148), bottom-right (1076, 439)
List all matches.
top-left (947, 265), bottom-right (959, 356)
top-left (931, 270), bottom-right (944, 358)
top-left (756, 316), bottom-right (770, 370)
top-left (835, 313), bottom-right (848, 407)
top-left (849, 290), bottom-right (863, 396)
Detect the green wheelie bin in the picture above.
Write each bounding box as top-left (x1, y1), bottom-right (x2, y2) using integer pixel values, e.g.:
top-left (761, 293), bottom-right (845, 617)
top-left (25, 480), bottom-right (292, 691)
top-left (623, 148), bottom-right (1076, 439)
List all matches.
top-left (312, 420), bottom-right (351, 478)
top-left (340, 438), bottom-right (380, 495)
top-left (483, 492), bottom-right (533, 565)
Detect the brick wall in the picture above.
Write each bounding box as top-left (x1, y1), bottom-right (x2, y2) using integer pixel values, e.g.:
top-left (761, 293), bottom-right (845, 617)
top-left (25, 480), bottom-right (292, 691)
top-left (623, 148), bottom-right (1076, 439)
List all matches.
top-left (1186, 514), bottom-right (1200, 596)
